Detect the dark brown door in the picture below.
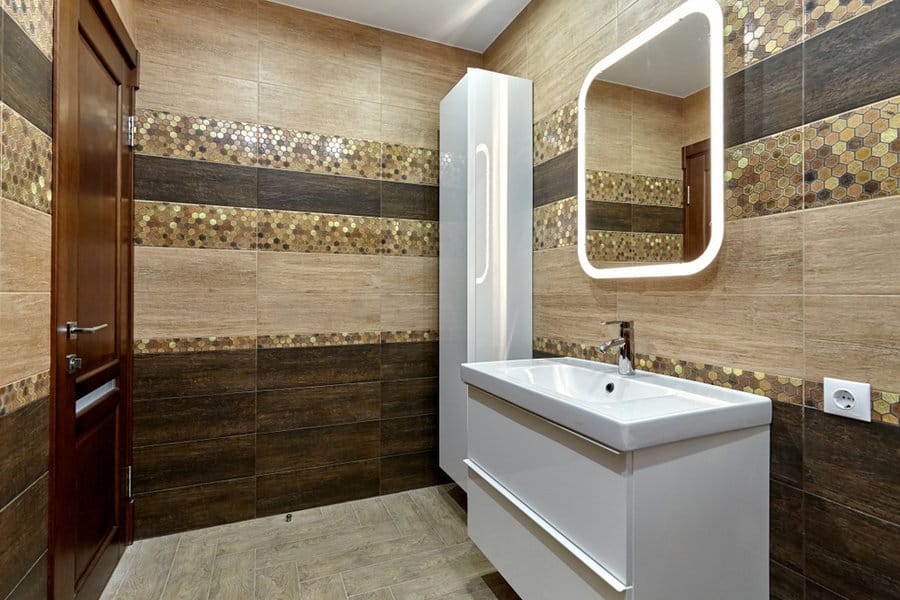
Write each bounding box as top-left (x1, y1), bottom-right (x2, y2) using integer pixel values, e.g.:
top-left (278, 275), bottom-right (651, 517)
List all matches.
top-left (682, 139), bottom-right (711, 262)
top-left (52, 1), bottom-right (139, 599)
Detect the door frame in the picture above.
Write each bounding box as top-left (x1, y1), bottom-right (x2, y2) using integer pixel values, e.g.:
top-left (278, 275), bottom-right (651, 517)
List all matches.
top-left (51, 1), bottom-right (139, 598)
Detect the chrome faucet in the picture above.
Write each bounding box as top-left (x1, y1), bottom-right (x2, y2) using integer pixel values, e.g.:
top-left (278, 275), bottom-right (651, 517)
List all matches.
top-left (599, 320), bottom-right (635, 376)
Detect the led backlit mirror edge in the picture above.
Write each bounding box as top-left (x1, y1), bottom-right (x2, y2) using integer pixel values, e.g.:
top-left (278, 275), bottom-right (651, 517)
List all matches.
top-left (576, 0), bottom-right (724, 279)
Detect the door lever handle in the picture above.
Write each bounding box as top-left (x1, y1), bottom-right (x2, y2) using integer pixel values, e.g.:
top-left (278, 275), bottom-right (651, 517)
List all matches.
top-left (67, 321), bottom-right (108, 339)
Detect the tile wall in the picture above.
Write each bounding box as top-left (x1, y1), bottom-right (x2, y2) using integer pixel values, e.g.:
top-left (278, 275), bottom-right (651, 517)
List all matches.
top-left (486, 0), bottom-right (899, 597)
top-left (129, 0), bottom-right (482, 538)
top-left (0, 0), bottom-right (53, 596)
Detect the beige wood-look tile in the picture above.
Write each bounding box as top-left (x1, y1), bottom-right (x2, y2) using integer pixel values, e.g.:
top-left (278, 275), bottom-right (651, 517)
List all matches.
top-left (804, 198), bottom-right (900, 295)
top-left (380, 31), bottom-right (480, 115)
top-left (0, 293), bottom-right (49, 385)
top-left (258, 2), bottom-right (381, 104)
top-left (419, 581), bottom-right (497, 600)
top-left (0, 199), bottom-right (51, 292)
top-left (533, 19), bottom-right (617, 122)
top-left (618, 292), bottom-right (804, 375)
top-left (381, 257), bottom-right (438, 295)
top-left (631, 88), bottom-right (683, 180)
top-left (805, 295), bottom-right (900, 391)
top-left (100, 540), bottom-right (143, 600)
top-left (137, 59), bottom-right (259, 123)
top-left (113, 534), bottom-right (181, 600)
top-left (380, 294), bottom-right (438, 332)
top-left (483, 5), bottom-right (530, 77)
top-left (344, 542), bottom-right (492, 598)
top-left (134, 247), bottom-right (258, 339)
top-left (256, 564), bottom-right (301, 600)
top-left (407, 487), bottom-right (468, 546)
top-left (294, 530), bottom-right (446, 584)
top-left (381, 104), bottom-right (439, 150)
top-left (568, 0), bottom-right (620, 54)
top-left (209, 550), bottom-right (256, 600)
top-left (259, 83), bottom-right (382, 141)
top-left (533, 246), bottom-right (617, 297)
top-left (527, 0), bottom-right (577, 79)
top-left (682, 87), bottom-right (710, 146)
top-left (298, 574), bottom-right (347, 600)
top-left (381, 493), bottom-right (433, 536)
top-left (351, 497), bottom-right (393, 526)
top-left (586, 81), bottom-right (633, 173)
top-left (159, 539), bottom-right (216, 600)
top-left (134, 0), bottom-right (259, 82)
top-left (617, 0), bottom-right (684, 45)
top-left (257, 252), bottom-right (380, 336)
top-left (255, 521), bottom-right (399, 570)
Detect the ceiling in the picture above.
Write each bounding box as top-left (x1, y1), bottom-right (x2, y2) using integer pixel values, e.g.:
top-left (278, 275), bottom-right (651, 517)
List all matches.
top-left (598, 12), bottom-right (711, 98)
top-left (271, 0), bottom-right (530, 52)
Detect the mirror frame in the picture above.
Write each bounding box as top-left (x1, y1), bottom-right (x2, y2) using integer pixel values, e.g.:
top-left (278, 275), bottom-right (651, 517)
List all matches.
top-left (577, 0), bottom-right (724, 279)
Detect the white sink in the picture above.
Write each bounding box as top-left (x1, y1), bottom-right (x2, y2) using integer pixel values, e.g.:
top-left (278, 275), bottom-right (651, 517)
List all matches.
top-left (460, 357), bottom-right (771, 451)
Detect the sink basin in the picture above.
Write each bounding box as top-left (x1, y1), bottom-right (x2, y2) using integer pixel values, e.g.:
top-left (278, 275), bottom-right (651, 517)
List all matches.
top-left (460, 357), bottom-right (771, 451)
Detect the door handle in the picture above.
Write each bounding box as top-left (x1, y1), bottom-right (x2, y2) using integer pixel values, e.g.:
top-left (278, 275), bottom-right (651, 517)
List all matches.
top-left (66, 321), bottom-right (108, 340)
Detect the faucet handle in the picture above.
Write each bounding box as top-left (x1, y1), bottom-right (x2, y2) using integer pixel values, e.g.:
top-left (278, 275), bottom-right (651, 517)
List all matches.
top-left (601, 320), bottom-right (633, 329)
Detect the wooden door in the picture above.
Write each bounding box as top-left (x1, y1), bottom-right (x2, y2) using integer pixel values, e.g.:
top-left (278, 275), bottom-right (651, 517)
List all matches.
top-left (682, 139), bottom-right (711, 262)
top-left (52, 1), bottom-right (139, 599)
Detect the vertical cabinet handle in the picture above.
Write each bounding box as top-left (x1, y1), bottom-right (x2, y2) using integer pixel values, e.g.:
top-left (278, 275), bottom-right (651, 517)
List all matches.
top-left (475, 143), bottom-right (491, 285)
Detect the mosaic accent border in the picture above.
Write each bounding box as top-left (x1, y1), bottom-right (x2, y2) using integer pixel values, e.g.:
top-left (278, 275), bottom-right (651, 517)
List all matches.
top-left (382, 144), bottom-right (438, 186)
top-left (136, 110), bottom-right (258, 166)
top-left (803, 95), bottom-right (899, 209)
top-left (3, 0), bottom-right (54, 58)
top-left (725, 127), bottom-right (804, 220)
top-left (804, 0), bottom-right (892, 38)
top-left (722, 0), bottom-right (802, 76)
top-left (135, 201), bottom-right (259, 250)
top-left (586, 170), bottom-right (631, 204)
top-left (585, 230), bottom-right (684, 264)
top-left (535, 337), bottom-right (898, 426)
top-left (380, 218), bottom-right (438, 257)
top-left (381, 330), bottom-right (438, 344)
top-left (259, 126), bottom-right (382, 179)
top-left (0, 370), bottom-right (50, 416)
top-left (257, 210), bottom-right (381, 255)
top-left (135, 337), bottom-right (257, 355)
top-left (632, 175), bottom-right (683, 207)
top-left (533, 196), bottom-right (577, 251)
top-left (534, 100), bottom-right (578, 166)
top-left (1, 103), bottom-right (52, 214)
top-left (257, 332), bottom-right (382, 350)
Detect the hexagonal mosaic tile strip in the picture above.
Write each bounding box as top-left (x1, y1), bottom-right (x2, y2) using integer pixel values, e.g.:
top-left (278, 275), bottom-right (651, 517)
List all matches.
top-left (722, 0), bottom-right (803, 75)
top-left (805, 0), bottom-right (892, 38)
top-left (134, 201), bottom-right (259, 250)
top-left (1, 103), bottom-right (52, 214)
top-left (534, 197), bottom-right (577, 251)
top-left (3, 0), bottom-right (54, 58)
top-left (804, 95), bottom-right (899, 208)
top-left (534, 100), bottom-right (578, 166)
top-left (0, 370), bottom-right (49, 416)
top-left (725, 127), bottom-right (804, 220)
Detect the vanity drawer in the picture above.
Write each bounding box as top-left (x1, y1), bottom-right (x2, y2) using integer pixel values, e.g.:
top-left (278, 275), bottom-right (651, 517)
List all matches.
top-left (467, 387), bottom-right (631, 583)
top-left (468, 466), bottom-right (628, 600)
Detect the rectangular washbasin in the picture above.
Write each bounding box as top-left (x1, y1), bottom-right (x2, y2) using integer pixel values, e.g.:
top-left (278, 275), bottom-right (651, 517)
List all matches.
top-left (460, 357), bottom-right (771, 451)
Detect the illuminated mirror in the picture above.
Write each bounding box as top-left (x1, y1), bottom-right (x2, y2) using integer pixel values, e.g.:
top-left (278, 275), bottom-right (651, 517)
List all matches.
top-left (577, 0), bottom-right (723, 279)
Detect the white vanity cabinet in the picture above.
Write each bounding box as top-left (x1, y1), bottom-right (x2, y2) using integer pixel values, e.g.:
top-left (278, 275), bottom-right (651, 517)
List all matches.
top-left (465, 386), bottom-right (770, 599)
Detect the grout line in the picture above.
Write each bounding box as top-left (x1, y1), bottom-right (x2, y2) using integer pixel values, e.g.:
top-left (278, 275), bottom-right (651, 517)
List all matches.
top-left (158, 534), bottom-right (182, 599)
top-left (339, 572), bottom-right (350, 599)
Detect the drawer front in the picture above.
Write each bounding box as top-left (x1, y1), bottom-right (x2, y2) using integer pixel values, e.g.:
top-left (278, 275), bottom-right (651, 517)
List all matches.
top-left (468, 468), bottom-right (628, 600)
top-left (467, 387), bottom-right (631, 582)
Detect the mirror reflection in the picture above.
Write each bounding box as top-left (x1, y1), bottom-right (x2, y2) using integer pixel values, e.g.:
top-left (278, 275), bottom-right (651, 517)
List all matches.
top-left (583, 12), bottom-right (711, 268)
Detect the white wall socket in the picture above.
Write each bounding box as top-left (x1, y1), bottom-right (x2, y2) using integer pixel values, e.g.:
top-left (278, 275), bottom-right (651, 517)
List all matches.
top-left (823, 377), bottom-right (871, 422)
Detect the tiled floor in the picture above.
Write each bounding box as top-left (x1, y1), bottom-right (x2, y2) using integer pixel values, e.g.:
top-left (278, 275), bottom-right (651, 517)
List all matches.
top-left (101, 485), bottom-right (519, 600)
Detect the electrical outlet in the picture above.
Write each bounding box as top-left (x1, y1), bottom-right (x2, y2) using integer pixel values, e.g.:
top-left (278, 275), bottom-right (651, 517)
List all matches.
top-left (823, 377), bottom-right (871, 422)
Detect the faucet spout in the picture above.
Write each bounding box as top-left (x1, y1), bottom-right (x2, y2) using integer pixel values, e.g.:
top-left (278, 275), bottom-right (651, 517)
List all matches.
top-left (598, 337), bottom-right (625, 352)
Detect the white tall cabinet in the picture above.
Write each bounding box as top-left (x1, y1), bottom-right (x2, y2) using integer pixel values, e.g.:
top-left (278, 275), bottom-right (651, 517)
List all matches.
top-left (439, 69), bottom-right (533, 489)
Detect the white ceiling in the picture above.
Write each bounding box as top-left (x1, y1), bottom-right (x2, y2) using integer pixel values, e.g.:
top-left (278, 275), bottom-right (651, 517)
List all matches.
top-left (271, 0), bottom-right (530, 52)
top-left (598, 12), bottom-right (710, 98)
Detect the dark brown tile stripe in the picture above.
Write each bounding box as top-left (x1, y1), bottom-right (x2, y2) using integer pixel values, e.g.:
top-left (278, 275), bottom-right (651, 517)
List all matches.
top-left (381, 414), bottom-right (437, 456)
top-left (381, 341), bottom-right (438, 381)
top-left (771, 401), bottom-right (803, 488)
top-left (258, 167), bottom-right (380, 216)
top-left (135, 155), bottom-right (258, 208)
top-left (804, 493), bottom-right (900, 598)
top-left (258, 344), bottom-right (381, 391)
top-left (256, 459), bottom-right (380, 517)
top-left (133, 434), bottom-right (256, 494)
top-left (257, 383), bottom-right (381, 433)
top-left (0, 396), bottom-right (47, 508)
top-left (770, 560), bottom-right (805, 600)
top-left (381, 377), bottom-right (438, 419)
top-left (135, 478), bottom-right (256, 538)
top-left (134, 349), bottom-right (257, 400)
top-left (631, 205), bottom-right (683, 234)
top-left (256, 422), bottom-right (381, 475)
top-left (380, 451), bottom-right (446, 495)
top-left (1, 11), bottom-right (51, 135)
top-left (770, 480), bottom-right (804, 572)
top-left (803, 1), bottom-right (900, 125)
top-left (586, 200), bottom-right (631, 232)
top-left (0, 474), bottom-right (47, 600)
top-left (381, 180), bottom-right (439, 220)
top-left (533, 150), bottom-right (577, 207)
top-left (134, 392), bottom-right (256, 446)
top-left (6, 552), bottom-right (47, 600)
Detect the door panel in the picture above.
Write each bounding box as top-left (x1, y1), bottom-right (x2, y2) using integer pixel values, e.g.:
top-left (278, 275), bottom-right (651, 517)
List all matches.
top-left (682, 139), bottom-right (711, 262)
top-left (52, 1), bottom-right (139, 599)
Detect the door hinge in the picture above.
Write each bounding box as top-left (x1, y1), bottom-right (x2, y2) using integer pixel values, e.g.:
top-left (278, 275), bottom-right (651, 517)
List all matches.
top-left (126, 465), bottom-right (133, 498)
top-left (125, 115), bottom-right (136, 148)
